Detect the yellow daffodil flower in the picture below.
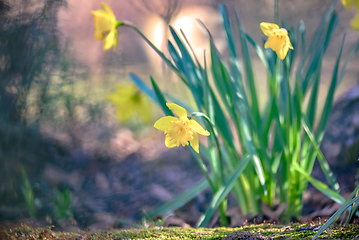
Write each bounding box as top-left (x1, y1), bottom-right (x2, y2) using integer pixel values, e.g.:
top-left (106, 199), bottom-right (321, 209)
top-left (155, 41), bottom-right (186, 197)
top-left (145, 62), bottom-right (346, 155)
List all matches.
top-left (341, 0), bottom-right (359, 30)
top-left (260, 22), bottom-right (293, 60)
top-left (107, 84), bottom-right (152, 123)
top-left (154, 103), bottom-right (210, 153)
top-left (91, 3), bottom-right (123, 50)
top-left (340, 0), bottom-right (359, 8)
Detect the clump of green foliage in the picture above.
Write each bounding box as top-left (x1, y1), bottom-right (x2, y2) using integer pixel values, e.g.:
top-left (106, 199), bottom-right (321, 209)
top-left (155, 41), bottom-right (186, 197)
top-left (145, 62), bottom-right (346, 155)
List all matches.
top-left (53, 188), bottom-right (73, 220)
top-left (110, 0), bottom-right (359, 226)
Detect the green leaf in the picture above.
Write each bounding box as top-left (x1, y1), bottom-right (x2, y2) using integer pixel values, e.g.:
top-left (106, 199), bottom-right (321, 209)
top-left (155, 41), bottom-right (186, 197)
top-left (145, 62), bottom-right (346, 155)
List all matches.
top-left (149, 178), bottom-right (209, 217)
top-left (235, 13), bottom-right (260, 126)
top-left (197, 155), bottom-right (251, 227)
top-left (316, 34), bottom-right (345, 143)
top-left (312, 195), bottom-right (359, 240)
top-left (150, 77), bottom-right (173, 117)
top-left (126, 24), bottom-right (188, 85)
top-left (302, 118), bottom-right (340, 192)
top-left (291, 163), bottom-right (344, 204)
top-left (129, 73), bottom-right (157, 103)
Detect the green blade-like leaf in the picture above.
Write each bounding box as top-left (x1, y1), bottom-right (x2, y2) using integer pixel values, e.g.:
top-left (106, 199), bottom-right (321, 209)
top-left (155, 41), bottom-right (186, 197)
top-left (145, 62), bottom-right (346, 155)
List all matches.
top-left (219, 4), bottom-right (236, 59)
top-left (312, 195), bottom-right (359, 240)
top-left (129, 73), bottom-right (157, 103)
top-left (127, 24), bottom-right (188, 86)
top-left (338, 40), bottom-right (359, 86)
top-left (149, 178), bottom-right (209, 217)
top-left (168, 40), bottom-right (185, 74)
top-left (316, 34), bottom-right (345, 143)
top-left (291, 163), bottom-right (344, 204)
top-left (302, 118), bottom-right (340, 192)
top-left (235, 13), bottom-right (260, 125)
top-left (150, 76), bottom-right (173, 117)
top-left (197, 155), bottom-right (251, 227)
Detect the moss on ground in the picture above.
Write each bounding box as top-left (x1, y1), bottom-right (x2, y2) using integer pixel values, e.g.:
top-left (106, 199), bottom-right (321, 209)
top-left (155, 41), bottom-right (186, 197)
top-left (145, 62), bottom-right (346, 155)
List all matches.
top-left (1, 222), bottom-right (359, 239)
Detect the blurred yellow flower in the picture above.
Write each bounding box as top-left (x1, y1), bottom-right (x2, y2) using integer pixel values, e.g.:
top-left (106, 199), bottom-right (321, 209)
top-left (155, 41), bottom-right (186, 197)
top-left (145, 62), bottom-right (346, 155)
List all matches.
top-left (107, 84), bottom-right (152, 123)
top-left (91, 3), bottom-right (123, 50)
top-left (340, 0), bottom-right (359, 8)
top-left (154, 103), bottom-right (210, 153)
top-left (352, 15), bottom-right (359, 30)
top-left (260, 22), bottom-right (293, 60)
top-left (340, 0), bottom-right (359, 30)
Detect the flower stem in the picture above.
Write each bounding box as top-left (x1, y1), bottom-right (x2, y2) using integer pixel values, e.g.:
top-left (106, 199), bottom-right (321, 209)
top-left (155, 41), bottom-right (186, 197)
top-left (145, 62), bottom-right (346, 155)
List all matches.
top-left (191, 112), bottom-right (228, 226)
top-left (191, 112), bottom-right (225, 186)
top-left (121, 22), bottom-right (189, 86)
top-left (275, 0), bottom-right (279, 25)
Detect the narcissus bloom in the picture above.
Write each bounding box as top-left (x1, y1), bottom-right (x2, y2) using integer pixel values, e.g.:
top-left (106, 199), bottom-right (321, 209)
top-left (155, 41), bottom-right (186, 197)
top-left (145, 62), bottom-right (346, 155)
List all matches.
top-left (340, 0), bottom-right (359, 8)
top-left (91, 3), bottom-right (123, 50)
top-left (260, 22), bottom-right (293, 60)
top-left (107, 84), bottom-right (152, 123)
top-left (154, 103), bottom-right (210, 153)
top-left (340, 0), bottom-right (359, 30)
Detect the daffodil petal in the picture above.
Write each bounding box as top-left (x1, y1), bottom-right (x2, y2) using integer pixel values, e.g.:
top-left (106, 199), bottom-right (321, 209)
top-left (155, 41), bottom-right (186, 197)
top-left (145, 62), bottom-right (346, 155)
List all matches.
top-left (166, 103), bottom-right (187, 118)
top-left (165, 136), bottom-right (177, 148)
top-left (355, 0), bottom-right (359, 10)
top-left (264, 37), bottom-right (281, 51)
top-left (351, 15), bottom-right (359, 30)
top-left (154, 116), bottom-right (178, 131)
top-left (138, 100), bottom-right (152, 123)
top-left (92, 12), bottom-right (112, 41)
top-left (286, 35), bottom-right (294, 49)
top-left (341, 0), bottom-right (354, 8)
top-left (91, 10), bottom-right (112, 21)
top-left (189, 119), bottom-right (210, 136)
top-left (260, 22), bottom-right (280, 36)
top-left (101, 2), bottom-right (116, 21)
top-left (103, 30), bottom-right (117, 50)
top-left (190, 132), bottom-right (199, 153)
top-left (115, 102), bottom-right (135, 122)
top-left (276, 44), bottom-right (289, 60)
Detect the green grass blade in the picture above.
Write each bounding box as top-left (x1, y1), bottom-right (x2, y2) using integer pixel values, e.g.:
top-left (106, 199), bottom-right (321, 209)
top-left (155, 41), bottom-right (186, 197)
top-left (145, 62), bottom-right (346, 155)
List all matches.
top-left (149, 178), bottom-right (209, 217)
top-left (302, 118), bottom-right (340, 192)
top-left (219, 4), bottom-right (236, 59)
top-left (306, 66), bottom-right (321, 129)
top-left (338, 41), bottom-right (359, 86)
top-left (150, 76), bottom-right (174, 117)
top-left (129, 73), bottom-right (157, 103)
top-left (312, 195), bottom-right (359, 240)
top-left (246, 34), bottom-right (270, 72)
top-left (197, 155), bottom-right (251, 227)
top-left (169, 26), bottom-right (203, 107)
top-left (126, 24), bottom-right (188, 86)
top-left (307, 0), bottom-right (337, 55)
top-left (316, 34), bottom-right (345, 143)
top-left (291, 163), bottom-right (344, 204)
top-left (235, 13), bottom-right (260, 125)
top-left (168, 40), bottom-right (185, 74)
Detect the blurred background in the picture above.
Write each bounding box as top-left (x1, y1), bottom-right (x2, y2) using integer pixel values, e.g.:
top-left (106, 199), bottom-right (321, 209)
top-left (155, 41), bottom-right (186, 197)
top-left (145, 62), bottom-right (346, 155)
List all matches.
top-left (0, 0), bottom-right (359, 231)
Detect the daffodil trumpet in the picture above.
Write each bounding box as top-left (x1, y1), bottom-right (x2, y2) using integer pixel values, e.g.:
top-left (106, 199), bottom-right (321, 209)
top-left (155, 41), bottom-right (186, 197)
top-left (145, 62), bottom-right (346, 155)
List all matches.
top-left (260, 22), bottom-right (293, 60)
top-left (154, 103), bottom-right (211, 154)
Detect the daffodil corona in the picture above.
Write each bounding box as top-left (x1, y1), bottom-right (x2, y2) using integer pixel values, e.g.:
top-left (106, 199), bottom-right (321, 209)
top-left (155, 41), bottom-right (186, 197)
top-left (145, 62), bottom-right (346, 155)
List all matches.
top-left (91, 3), bottom-right (123, 50)
top-left (154, 103), bottom-right (210, 153)
top-left (260, 22), bottom-right (293, 60)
